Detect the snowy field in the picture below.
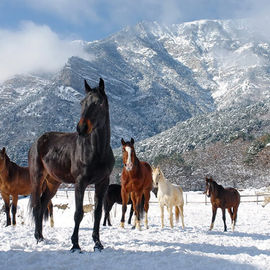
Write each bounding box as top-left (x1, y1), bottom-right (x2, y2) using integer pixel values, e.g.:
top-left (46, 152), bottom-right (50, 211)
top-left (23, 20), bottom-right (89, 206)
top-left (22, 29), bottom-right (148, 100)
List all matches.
top-left (1, 190), bottom-right (270, 270)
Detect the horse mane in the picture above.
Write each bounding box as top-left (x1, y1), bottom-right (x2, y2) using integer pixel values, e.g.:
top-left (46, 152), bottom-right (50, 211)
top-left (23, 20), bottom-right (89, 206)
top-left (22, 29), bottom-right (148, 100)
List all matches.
top-left (209, 178), bottom-right (225, 198)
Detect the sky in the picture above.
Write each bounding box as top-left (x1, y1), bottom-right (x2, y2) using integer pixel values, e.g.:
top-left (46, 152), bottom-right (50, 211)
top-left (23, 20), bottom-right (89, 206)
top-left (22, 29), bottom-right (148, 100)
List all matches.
top-left (0, 0), bottom-right (269, 82)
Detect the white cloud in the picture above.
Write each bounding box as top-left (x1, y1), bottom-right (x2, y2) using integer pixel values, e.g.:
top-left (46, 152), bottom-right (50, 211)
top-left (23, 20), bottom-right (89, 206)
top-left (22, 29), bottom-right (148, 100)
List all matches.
top-left (0, 21), bottom-right (88, 82)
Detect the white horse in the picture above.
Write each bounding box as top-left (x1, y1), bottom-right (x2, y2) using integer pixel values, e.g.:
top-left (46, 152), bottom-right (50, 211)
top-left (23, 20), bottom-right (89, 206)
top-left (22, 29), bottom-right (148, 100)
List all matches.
top-left (152, 166), bottom-right (184, 229)
top-left (262, 195), bottom-right (270, 207)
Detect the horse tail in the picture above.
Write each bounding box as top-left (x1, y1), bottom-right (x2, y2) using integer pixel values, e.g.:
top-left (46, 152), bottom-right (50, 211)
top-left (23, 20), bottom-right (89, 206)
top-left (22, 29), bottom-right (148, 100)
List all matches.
top-left (175, 206), bottom-right (180, 223)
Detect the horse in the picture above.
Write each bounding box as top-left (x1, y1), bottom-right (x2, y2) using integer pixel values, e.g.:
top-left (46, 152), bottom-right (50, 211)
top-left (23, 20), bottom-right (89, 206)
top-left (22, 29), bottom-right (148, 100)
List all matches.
top-left (103, 184), bottom-right (134, 226)
top-left (28, 78), bottom-right (115, 252)
top-left (120, 138), bottom-right (152, 230)
top-left (204, 176), bottom-right (240, 232)
top-left (152, 166), bottom-right (184, 229)
top-left (262, 195), bottom-right (270, 208)
top-left (0, 147), bottom-right (54, 227)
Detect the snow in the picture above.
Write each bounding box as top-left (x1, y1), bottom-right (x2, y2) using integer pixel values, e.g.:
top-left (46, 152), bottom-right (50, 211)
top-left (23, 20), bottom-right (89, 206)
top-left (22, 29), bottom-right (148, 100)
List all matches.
top-left (1, 190), bottom-right (270, 270)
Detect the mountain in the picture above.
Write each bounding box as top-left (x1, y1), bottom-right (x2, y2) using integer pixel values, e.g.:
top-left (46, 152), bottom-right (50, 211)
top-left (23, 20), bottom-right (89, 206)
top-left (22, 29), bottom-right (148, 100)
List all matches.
top-left (0, 19), bottom-right (270, 184)
top-left (112, 99), bottom-right (270, 190)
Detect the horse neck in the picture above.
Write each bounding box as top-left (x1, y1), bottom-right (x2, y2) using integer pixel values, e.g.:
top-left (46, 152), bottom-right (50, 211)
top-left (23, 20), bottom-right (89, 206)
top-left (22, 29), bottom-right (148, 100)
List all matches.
top-left (157, 171), bottom-right (168, 190)
top-left (77, 115), bottom-right (111, 162)
top-left (210, 181), bottom-right (223, 198)
top-left (0, 156), bottom-right (10, 178)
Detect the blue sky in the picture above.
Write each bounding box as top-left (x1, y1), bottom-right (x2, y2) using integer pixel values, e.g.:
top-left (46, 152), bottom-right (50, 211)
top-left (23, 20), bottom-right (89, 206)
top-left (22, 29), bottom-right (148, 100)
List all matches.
top-left (0, 0), bottom-right (268, 81)
top-left (0, 0), bottom-right (261, 41)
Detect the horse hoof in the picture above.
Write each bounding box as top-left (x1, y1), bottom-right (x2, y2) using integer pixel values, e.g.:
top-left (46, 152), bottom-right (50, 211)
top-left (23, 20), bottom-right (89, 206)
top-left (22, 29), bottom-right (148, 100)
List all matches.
top-left (94, 242), bottom-right (104, 252)
top-left (70, 248), bottom-right (82, 254)
top-left (70, 246), bottom-right (82, 253)
top-left (131, 226), bottom-right (135, 230)
top-left (36, 236), bottom-right (44, 244)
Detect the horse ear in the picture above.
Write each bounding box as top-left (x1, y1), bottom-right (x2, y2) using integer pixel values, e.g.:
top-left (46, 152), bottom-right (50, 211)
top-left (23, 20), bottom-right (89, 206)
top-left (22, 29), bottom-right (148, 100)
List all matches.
top-left (84, 79), bottom-right (92, 93)
top-left (2, 147), bottom-right (5, 154)
top-left (99, 78), bottom-right (105, 96)
top-left (130, 138), bottom-right (135, 145)
top-left (121, 138), bottom-right (125, 146)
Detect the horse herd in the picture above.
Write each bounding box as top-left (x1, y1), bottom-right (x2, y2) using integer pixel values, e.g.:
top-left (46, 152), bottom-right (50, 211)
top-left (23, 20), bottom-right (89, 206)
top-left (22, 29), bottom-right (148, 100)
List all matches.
top-left (0, 78), bottom-right (241, 252)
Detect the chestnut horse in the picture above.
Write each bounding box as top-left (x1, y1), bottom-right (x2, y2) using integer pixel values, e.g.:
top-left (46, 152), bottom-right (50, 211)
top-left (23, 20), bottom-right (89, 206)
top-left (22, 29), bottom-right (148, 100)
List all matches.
top-left (120, 138), bottom-right (152, 230)
top-left (205, 176), bottom-right (240, 232)
top-left (0, 147), bottom-right (53, 227)
top-left (28, 78), bottom-right (115, 252)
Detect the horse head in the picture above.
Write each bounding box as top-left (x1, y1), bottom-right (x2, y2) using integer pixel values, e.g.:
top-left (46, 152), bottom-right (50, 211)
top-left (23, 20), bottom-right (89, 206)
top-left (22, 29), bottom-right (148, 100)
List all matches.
top-left (0, 147), bottom-right (7, 172)
top-left (77, 78), bottom-right (108, 137)
top-left (205, 176), bottom-right (214, 197)
top-left (121, 138), bottom-right (135, 171)
top-left (152, 165), bottom-right (162, 187)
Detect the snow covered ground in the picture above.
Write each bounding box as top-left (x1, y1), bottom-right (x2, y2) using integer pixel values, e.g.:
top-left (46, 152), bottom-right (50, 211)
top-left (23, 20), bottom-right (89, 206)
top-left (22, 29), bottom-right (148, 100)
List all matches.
top-left (0, 190), bottom-right (270, 270)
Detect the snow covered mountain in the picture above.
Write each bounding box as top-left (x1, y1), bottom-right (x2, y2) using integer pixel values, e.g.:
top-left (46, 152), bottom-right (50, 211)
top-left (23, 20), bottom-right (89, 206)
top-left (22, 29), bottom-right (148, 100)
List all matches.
top-left (0, 19), bottom-right (270, 170)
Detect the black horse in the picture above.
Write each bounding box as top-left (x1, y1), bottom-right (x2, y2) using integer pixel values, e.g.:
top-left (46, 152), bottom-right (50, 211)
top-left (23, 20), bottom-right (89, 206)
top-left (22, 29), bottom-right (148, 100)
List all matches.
top-left (103, 184), bottom-right (135, 226)
top-left (103, 184), bottom-right (158, 227)
top-left (28, 78), bottom-right (115, 252)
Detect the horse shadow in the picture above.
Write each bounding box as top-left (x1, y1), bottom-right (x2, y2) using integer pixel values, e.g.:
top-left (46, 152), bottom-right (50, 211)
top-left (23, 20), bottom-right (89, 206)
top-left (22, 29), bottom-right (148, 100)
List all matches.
top-left (0, 247), bottom-right (258, 270)
top-left (207, 230), bottom-right (270, 241)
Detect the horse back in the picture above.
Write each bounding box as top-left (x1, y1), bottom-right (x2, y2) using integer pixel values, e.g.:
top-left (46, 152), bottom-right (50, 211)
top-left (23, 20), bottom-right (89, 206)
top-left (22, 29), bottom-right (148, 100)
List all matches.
top-left (1, 162), bottom-right (31, 196)
top-left (29, 132), bottom-right (77, 184)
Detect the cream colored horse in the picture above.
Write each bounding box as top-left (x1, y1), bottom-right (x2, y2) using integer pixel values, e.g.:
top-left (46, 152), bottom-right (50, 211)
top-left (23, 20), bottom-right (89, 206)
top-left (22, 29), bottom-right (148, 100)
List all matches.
top-left (152, 166), bottom-right (184, 229)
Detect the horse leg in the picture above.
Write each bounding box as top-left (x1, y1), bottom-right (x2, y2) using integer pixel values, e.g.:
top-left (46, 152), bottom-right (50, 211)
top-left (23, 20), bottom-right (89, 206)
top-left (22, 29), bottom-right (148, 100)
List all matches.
top-left (71, 180), bottom-right (88, 252)
top-left (222, 208), bottom-right (227, 232)
top-left (179, 204), bottom-right (185, 229)
top-left (227, 208), bottom-right (233, 224)
top-left (160, 204), bottom-right (164, 228)
top-left (48, 200), bottom-right (54, 227)
top-left (169, 205), bottom-right (173, 228)
top-left (128, 204), bottom-right (134, 225)
top-left (103, 198), bottom-right (111, 226)
top-left (92, 177), bottom-right (109, 252)
top-left (120, 189), bottom-right (129, 228)
top-left (130, 192), bottom-right (140, 230)
top-left (135, 192), bottom-right (144, 230)
top-left (232, 205), bottom-right (239, 232)
top-left (11, 195), bottom-right (18, 226)
top-left (41, 179), bottom-right (59, 228)
top-left (210, 206), bottom-right (217, 230)
top-left (1, 192), bottom-right (11, 226)
top-left (143, 190), bottom-right (150, 229)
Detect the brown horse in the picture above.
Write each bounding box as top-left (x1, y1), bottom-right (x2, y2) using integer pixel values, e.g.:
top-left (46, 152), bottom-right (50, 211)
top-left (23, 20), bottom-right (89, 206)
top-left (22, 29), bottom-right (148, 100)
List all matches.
top-left (28, 78), bottom-right (115, 252)
top-left (0, 147), bottom-right (54, 227)
top-left (120, 138), bottom-right (152, 230)
top-left (205, 176), bottom-right (240, 232)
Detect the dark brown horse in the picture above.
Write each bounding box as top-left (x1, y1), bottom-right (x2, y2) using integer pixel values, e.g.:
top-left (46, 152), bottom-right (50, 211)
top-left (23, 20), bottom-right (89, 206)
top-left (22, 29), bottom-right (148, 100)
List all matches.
top-left (0, 147), bottom-right (53, 227)
top-left (205, 176), bottom-right (240, 232)
top-left (28, 78), bottom-right (115, 252)
top-left (103, 184), bottom-right (134, 226)
top-left (120, 138), bottom-right (152, 230)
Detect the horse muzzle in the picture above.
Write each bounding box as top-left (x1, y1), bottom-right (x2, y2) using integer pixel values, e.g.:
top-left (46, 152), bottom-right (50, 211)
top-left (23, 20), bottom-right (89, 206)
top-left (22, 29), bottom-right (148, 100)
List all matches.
top-left (124, 163), bottom-right (133, 171)
top-left (77, 118), bottom-right (93, 137)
